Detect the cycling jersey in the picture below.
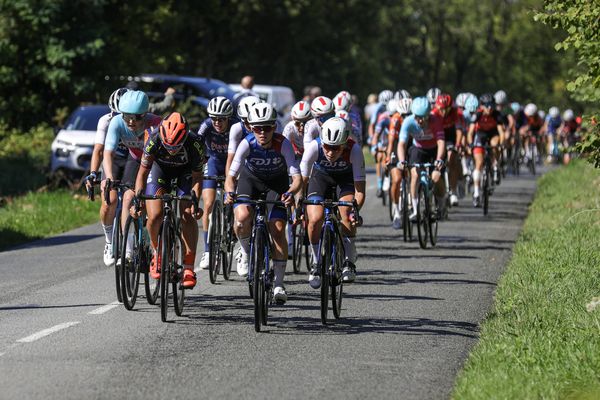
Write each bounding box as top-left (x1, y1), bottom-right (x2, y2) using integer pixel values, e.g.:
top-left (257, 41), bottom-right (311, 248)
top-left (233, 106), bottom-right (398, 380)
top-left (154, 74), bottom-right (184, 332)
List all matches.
top-left (471, 109), bottom-right (503, 134)
top-left (432, 107), bottom-right (463, 145)
top-left (141, 128), bottom-right (207, 172)
top-left (227, 121), bottom-right (252, 156)
top-left (197, 117), bottom-right (235, 163)
top-left (388, 113), bottom-right (404, 141)
top-left (104, 113), bottom-right (162, 159)
top-left (546, 116), bottom-right (562, 135)
top-left (282, 121), bottom-right (304, 156)
top-left (369, 103), bottom-right (386, 126)
top-left (399, 114), bottom-right (445, 149)
top-left (229, 133), bottom-right (300, 180)
top-left (300, 137), bottom-right (365, 182)
top-left (303, 119), bottom-right (320, 145)
top-left (348, 110), bottom-right (363, 146)
top-left (526, 115), bottom-right (544, 134)
top-left (374, 111), bottom-right (391, 149)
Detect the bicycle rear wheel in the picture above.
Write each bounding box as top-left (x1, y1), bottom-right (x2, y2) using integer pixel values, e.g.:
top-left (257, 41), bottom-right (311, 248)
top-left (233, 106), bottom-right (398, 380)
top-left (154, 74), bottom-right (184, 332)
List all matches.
top-left (252, 230), bottom-right (267, 332)
top-left (416, 184), bottom-right (428, 249)
top-left (401, 178), bottom-right (409, 242)
top-left (482, 167), bottom-right (490, 216)
top-left (222, 206), bottom-right (235, 280)
top-left (160, 222), bottom-right (171, 322)
top-left (121, 216), bottom-right (141, 310)
top-left (145, 238), bottom-right (160, 305)
top-left (113, 213), bottom-right (123, 303)
top-left (208, 206), bottom-right (222, 284)
top-left (428, 194), bottom-right (439, 247)
top-left (173, 233), bottom-right (185, 317)
top-left (292, 222), bottom-right (304, 274)
top-left (320, 228), bottom-right (332, 325)
top-left (331, 234), bottom-right (344, 319)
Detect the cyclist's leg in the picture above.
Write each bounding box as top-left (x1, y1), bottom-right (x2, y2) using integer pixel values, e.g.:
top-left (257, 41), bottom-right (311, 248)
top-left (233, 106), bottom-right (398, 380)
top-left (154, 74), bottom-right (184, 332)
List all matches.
top-left (177, 172), bottom-right (199, 284)
top-left (201, 157), bottom-right (222, 258)
top-left (390, 166), bottom-right (401, 217)
top-left (233, 167), bottom-right (261, 276)
top-left (121, 156), bottom-right (141, 257)
top-left (100, 154), bottom-right (126, 265)
top-left (144, 163), bottom-right (169, 278)
top-left (472, 133), bottom-right (486, 204)
top-left (339, 180), bottom-right (358, 282)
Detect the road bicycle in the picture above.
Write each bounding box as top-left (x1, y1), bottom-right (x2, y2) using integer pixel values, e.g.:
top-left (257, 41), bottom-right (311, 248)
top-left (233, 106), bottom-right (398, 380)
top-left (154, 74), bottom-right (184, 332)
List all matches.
top-left (204, 175), bottom-right (235, 284)
top-left (303, 198), bottom-right (359, 325)
top-left (399, 165), bottom-right (413, 242)
top-left (479, 145), bottom-right (496, 216)
top-left (291, 206), bottom-right (310, 274)
top-left (410, 163), bottom-right (439, 249)
top-left (138, 190), bottom-right (198, 322)
top-left (234, 195), bottom-right (286, 332)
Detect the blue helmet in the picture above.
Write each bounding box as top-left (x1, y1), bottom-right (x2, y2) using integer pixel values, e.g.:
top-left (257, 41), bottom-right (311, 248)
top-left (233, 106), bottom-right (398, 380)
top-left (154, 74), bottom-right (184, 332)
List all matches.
top-left (411, 97), bottom-right (430, 117)
top-left (510, 102), bottom-right (521, 114)
top-left (118, 90), bottom-right (149, 114)
top-left (465, 95), bottom-right (479, 114)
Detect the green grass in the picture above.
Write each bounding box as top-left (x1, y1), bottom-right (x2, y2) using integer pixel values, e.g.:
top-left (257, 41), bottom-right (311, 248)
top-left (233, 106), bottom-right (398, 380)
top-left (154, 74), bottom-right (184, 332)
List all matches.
top-left (0, 190), bottom-right (100, 252)
top-left (452, 159), bottom-right (600, 399)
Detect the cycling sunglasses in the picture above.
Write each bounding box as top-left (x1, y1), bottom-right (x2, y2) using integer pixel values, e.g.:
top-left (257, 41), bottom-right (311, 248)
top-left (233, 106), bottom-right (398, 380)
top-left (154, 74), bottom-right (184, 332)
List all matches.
top-left (122, 113), bottom-right (146, 122)
top-left (211, 116), bottom-right (227, 122)
top-left (251, 125), bottom-right (275, 134)
top-left (323, 143), bottom-right (342, 152)
top-left (318, 114), bottom-right (333, 124)
top-left (162, 141), bottom-right (183, 154)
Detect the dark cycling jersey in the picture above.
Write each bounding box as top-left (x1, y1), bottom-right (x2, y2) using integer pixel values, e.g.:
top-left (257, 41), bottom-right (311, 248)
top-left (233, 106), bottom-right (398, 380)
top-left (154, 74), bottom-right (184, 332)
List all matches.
top-left (141, 128), bottom-right (207, 173)
top-left (197, 117), bottom-right (235, 164)
top-left (472, 109), bottom-right (503, 134)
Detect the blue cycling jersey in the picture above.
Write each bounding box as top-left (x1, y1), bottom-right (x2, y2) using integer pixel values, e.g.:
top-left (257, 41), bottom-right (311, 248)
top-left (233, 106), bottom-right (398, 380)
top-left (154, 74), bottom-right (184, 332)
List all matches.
top-left (197, 117), bottom-right (235, 163)
top-left (546, 116), bottom-right (562, 134)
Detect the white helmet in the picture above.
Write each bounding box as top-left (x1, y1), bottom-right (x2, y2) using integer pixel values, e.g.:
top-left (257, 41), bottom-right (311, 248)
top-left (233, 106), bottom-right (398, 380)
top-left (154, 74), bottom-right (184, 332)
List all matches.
top-left (426, 87), bottom-right (442, 104)
top-left (386, 99), bottom-right (398, 114)
top-left (538, 110), bottom-right (546, 120)
top-left (524, 103), bottom-right (538, 117)
top-left (397, 98), bottom-right (412, 115)
top-left (378, 90), bottom-right (394, 104)
top-left (291, 100), bottom-right (311, 121)
top-left (247, 103), bottom-right (277, 125)
top-left (455, 93), bottom-right (468, 108)
top-left (310, 96), bottom-right (334, 117)
top-left (333, 91), bottom-right (353, 111)
top-left (563, 109), bottom-right (574, 121)
top-left (549, 106), bottom-right (560, 118)
top-left (108, 88), bottom-right (129, 113)
top-left (394, 89), bottom-right (411, 100)
top-left (207, 96), bottom-right (233, 117)
top-left (320, 117), bottom-right (350, 146)
top-left (494, 90), bottom-right (508, 105)
top-left (335, 109), bottom-right (350, 121)
top-left (237, 96), bottom-right (260, 119)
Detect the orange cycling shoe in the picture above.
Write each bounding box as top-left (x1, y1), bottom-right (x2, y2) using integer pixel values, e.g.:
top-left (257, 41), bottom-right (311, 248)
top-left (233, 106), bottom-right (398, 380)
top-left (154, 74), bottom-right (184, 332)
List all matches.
top-left (182, 268), bottom-right (197, 289)
top-left (150, 253), bottom-right (161, 279)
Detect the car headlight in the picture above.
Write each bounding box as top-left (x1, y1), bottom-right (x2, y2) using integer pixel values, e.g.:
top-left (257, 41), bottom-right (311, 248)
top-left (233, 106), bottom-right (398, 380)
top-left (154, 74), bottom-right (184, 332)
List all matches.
top-left (55, 148), bottom-right (72, 157)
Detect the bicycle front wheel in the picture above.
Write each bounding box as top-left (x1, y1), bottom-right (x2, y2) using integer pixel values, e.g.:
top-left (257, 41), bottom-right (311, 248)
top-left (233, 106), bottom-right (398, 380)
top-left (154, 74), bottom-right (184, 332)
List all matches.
top-left (222, 205), bottom-right (235, 281)
top-left (252, 230), bottom-right (268, 332)
top-left (121, 216), bottom-right (141, 310)
top-left (172, 233), bottom-right (185, 317)
top-left (428, 194), bottom-right (439, 247)
top-left (160, 222), bottom-right (171, 322)
top-left (416, 183), bottom-right (428, 249)
top-left (401, 178), bottom-right (410, 242)
top-left (292, 222), bottom-right (303, 274)
top-left (113, 214), bottom-right (123, 303)
top-left (482, 167), bottom-right (490, 216)
top-left (320, 228), bottom-right (332, 325)
top-left (331, 234), bottom-right (344, 319)
top-left (208, 205), bottom-right (222, 284)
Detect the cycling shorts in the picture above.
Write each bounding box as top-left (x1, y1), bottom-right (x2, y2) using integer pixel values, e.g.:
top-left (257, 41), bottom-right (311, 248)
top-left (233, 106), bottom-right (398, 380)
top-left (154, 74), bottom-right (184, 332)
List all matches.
top-left (145, 162), bottom-right (192, 197)
top-left (409, 146), bottom-right (437, 166)
top-left (444, 127), bottom-right (456, 147)
top-left (307, 167), bottom-right (354, 201)
top-left (112, 152), bottom-right (128, 181)
top-left (202, 156), bottom-right (226, 190)
top-left (235, 165), bottom-right (289, 221)
top-left (121, 155), bottom-right (141, 187)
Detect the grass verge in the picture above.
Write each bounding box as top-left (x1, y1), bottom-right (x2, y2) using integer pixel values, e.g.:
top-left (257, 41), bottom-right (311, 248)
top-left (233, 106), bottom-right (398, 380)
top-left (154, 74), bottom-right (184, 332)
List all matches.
top-left (452, 159), bottom-right (600, 399)
top-left (0, 190), bottom-right (99, 252)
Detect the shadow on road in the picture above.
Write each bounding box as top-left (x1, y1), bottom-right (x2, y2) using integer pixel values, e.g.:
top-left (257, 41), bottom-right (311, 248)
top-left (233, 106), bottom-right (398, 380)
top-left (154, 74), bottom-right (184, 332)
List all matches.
top-left (0, 303), bottom-right (105, 311)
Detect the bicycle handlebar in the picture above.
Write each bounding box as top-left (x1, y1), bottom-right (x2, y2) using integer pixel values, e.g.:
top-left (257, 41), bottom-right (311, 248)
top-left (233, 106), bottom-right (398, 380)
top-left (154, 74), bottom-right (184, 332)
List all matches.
top-left (302, 199), bottom-right (361, 225)
top-left (203, 175), bottom-right (226, 182)
top-left (104, 179), bottom-right (133, 206)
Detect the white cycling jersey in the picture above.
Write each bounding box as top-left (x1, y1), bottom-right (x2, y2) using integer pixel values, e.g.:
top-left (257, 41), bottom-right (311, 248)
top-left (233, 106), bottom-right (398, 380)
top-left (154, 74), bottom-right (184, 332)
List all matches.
top-left (282, 121), bottom-right (304, 154)
top-left (303, 119), bottom-right (320, 146)
top-left (228, 121), bottom-right (246, 155)
top-left (94, 113), bottom-right (114, 145)
top-left (229, 134), bottom-right (300, 178)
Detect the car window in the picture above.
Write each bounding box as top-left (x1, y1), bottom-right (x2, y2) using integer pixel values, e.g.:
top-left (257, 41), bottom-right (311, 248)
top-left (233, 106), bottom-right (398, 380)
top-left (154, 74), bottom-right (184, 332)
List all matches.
top-left (64, 107), bottom-right (110, 131)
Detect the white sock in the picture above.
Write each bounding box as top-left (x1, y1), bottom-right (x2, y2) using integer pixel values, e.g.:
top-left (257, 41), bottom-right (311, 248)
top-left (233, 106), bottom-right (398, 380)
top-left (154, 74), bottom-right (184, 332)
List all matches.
top-left (473, 170), bottom-right (481, 196)
top-left (273, 260), bottom-right (286, 287)
top-left (412, 197), bottom-right (419, 213)
top-left (239, 236), bottom-right (250, 256)
top-left (311, 244), bottom-right (320, 265)
top-left (102, 224), bottom-right (113, 244)
top-left (393, 202), bottom-right (400, 217)
top-left (342, 236), bottom-right (357, 264)
top-left (125, 231), bottom-right (134, 256)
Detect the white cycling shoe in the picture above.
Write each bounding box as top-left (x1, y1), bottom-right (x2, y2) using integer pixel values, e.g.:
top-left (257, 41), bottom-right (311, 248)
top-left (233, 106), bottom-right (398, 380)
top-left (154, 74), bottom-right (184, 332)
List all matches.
top-left (273, 286), bottom-right (287, 304)
top-left (199, 252), bottom-right (210, 270)
top-left (237, 253), bottom-right (249, 277)
top-left (450, 194), bottom-right (459, 207)
top-left (308, 265), bottom-right (321, 289)
top-left (103, 243), bottom-right (114, 267)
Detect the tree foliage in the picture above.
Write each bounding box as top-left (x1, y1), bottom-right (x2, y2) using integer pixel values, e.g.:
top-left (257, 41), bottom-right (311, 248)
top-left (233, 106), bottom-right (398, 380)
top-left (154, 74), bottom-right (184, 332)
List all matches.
top-left (0, 0), bottom-right (580, 132)
top-left (535, 0), bottom-right (600, 167)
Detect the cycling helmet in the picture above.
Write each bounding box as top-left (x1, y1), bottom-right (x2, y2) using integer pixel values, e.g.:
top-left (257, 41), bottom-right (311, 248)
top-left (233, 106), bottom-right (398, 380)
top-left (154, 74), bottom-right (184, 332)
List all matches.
top-left (333, 91), bottom-right (353, 111)
top-left (455, 93), bottom-right (468, 108)
top-left (118, 90), bottom-right (149, 114)
top-left (465, 95), bottom-right (479, 114)
top-left (411, 97), bottom-right (431, 117)
top-left (510, 102), bottom-right (521, 113)
top-left (426, 87), bottom-right (441, 104)
top-left (248, 103), bottom-right (277, 125)
top-left (479, 93), bottom-right (495, 107)
top-left (108, 88), bottom-right (129, 113)
top-left (494, 90), bottom-right (508, 105)
top-left (563, 109), bottom-right (574, 122)
top-left (397, 98), bottom-right (412, 115)
top-left (159, 112), bottom-right (188, 152)
top-left (394, 89), bottom-right (411, 100)
top-left (378, 90), bottom-right (394, 105)
top-left (335, 109), bottom-right (350, 121)
top-left (207, 96), bottom-right (233, 117)
top-left (524, 103), bottom-right (538, 117)
top-left (387, 99), bottom-right (398, 114)
top-left (435, 93), bottom-right (453, 110)
top-left (538, 110), bottom-right (546, 120)
top-left (237, 96), bottom-right (260, 119)
top-left (549, 107), bottom-right (560, 119)
top-left (310, 96), bottom-right (334, 117)
top-left (320, 117), bottom-right (350, 146)
top-left (291, 100), bottom-right (312, 121)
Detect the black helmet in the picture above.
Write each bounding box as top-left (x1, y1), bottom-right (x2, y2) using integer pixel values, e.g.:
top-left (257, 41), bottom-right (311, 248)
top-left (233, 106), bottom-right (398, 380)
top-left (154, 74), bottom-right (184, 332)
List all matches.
top-left (479, 93), bottom-right (495, 107)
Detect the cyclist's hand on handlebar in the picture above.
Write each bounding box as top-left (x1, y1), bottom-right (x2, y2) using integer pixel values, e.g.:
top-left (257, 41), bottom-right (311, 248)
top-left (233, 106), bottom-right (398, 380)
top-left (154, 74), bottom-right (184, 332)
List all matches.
top-left (85, 171), bottom-right (97, 192)
top-left (224, 192), bottom-right (236, 205)
top-left (434, 159), bottom-right (445, 171)
top-left (398, 160), bottom-right (408, 171)
top-left (348, 211), bottom-right (363, 227)
top-left (281, 191), bottom-right (294, 207)
top-left (191, 204), bottom-right (203, 220)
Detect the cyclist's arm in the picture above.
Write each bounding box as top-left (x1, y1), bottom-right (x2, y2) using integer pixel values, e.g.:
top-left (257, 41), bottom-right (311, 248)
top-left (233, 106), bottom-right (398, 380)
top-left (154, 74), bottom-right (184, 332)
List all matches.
top-left (134, 153), bottom-right (154, 195)
top-left (467, 123), bottom-right (475, 145)
top-left (354, 180), bottom-right (366, 210)
top-left (90, 144), bottom-right (104, 176)
top-left (191, 170), bottom-right (203, 201)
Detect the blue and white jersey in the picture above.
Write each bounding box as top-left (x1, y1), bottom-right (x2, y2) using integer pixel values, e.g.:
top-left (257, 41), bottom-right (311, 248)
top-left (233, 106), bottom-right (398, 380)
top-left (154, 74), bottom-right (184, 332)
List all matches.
top-left (227, 121), bottom-right (252, 155)
top-left (369, 102), bottom-right (386, 125)
top-left (545, 115), bottom-right (562, 135)
top-left (104, 113), bottom-right (162, 159)
top-left (300, 137), bottom-right (366, 181)
top-left (197, 117), bottom-right (236, 163)
top-left (349, 110), bottom-right (363, 146)
top-left (228, 133), bottom-right (300, 180)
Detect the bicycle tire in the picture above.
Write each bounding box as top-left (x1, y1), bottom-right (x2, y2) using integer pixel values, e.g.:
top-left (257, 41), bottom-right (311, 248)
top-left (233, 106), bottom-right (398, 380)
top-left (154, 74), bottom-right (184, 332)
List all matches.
top-left (292, 222), bottom-right (302, 274)
top-left (388, 187), bottom-right (393, 221)
top-left (530, 143), bottom-right (536, 175)
top-left (173, 232), bottom-right (185, 317)
top-left (208, 205), bottom-right (222, 284)
top-left (145, 237), bottom-right (160, 305)
top-left (121, 216), bottom-right (141, 310)
top-left (416, 183), bottom-right (428, 249)
top-left (401, 178), bottom-right (409, 242)
top-left (482, 166), bottom-right (490, 216)
top-left (320, 228), bottom-right (332, 325)
top-left (113, 214), bottom-right (123, 303)
top-left (160, 222), bottom-right (171, 323)
top-left (331, 233), bottom-right (344, 319)
top-left (303, 227), bottom-right (311, 272)
top-left (429, 194), bottom-right (439, 247)
top-left (222, 206), bottom-right (234, 280)
top-left (252, 229), bottom-right (267, 332)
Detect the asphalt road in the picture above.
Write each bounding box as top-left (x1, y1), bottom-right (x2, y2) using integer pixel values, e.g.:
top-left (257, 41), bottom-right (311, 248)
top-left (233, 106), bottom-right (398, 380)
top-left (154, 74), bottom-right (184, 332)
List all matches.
top-left (0, 169), bottom-right (540, 400)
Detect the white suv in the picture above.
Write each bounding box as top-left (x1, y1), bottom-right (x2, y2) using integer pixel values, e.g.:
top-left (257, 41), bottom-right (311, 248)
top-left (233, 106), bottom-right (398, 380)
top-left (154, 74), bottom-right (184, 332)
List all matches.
top-left (51, 105), bottom-right (110, 178)
top-left (229, 84), bottom-right (295, 127)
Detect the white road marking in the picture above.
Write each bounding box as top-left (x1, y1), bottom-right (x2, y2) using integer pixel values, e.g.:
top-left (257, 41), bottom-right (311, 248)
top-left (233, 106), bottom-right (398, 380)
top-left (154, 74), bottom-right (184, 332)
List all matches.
top-left (16, 321), bottom-right (80, 343)
top-left (88, 301), bottom-right (120, 315)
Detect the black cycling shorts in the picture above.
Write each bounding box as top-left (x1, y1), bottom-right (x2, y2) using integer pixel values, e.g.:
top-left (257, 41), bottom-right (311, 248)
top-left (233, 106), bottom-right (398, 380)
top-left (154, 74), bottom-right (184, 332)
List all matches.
top-left (121, 155), bottom-right (141, 187)
top-left (409, 146), bottom-right (437, 166)
top-left (112, 153), bottom-right (128, 181)
top-left (235, 166), bottom-right (289, 221)
top-left (307, 168), bottom-right (354, 201)
top-left (145, 162), bottom-right (192, 197)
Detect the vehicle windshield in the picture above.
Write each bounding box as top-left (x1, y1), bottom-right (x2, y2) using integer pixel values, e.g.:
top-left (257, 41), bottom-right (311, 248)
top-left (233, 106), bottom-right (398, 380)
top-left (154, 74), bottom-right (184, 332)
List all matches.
top-left (64, 106), bottom-right (110, 131)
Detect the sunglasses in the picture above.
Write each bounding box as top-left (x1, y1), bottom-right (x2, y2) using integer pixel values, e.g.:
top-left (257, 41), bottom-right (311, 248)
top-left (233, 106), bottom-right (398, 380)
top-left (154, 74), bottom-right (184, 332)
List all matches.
top-left (323, 143), bottom-right (342, 152)
top-left (123, 113), bottom-right (145, 122)
top-left (211, 117), bottom-right (227, 122)
top-left (482, 103), bottom-right (494, 108)
top-left (318, 114), bottom-right (333, 124)
top-left (162, 141), bottom-right (183, 154)
top-left (251, 125), bottom-right (275, 134)
top-left (415, 115), bottom-right (429, 123)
